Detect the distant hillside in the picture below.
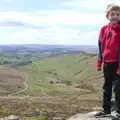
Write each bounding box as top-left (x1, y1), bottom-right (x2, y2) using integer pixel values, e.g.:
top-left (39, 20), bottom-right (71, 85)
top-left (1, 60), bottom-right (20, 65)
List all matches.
top-left (0, 44), bottom-right (97, 55)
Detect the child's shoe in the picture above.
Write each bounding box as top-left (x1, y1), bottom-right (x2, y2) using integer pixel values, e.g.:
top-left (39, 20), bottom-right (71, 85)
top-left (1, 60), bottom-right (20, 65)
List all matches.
top-left (112, 112), bottom-right (120, 120)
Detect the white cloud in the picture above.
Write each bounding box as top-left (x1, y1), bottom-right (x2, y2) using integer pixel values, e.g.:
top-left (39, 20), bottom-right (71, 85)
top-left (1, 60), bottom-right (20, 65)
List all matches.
top-left (0, 4), bottom-right (108, 45)
top-left (0, 11), bottom-right (106, 27)
top-left (0, 26), bottom-right (99, 45)
top-left (36, 10), bottom-right (106, 25)
top-left (3, 0), bottom-right (13, 2)
top-left (64, 0), bottom-right (120, 11)
top-left (1, 28), bottom-right (80, 44)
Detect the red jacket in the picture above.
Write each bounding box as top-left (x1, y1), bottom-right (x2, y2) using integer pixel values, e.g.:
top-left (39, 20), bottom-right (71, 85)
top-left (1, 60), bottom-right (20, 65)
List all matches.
top-left (96, 23), bottom-right (120, 70)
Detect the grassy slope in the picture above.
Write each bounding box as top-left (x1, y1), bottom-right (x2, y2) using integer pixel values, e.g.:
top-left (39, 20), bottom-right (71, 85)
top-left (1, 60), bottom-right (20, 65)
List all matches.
top-left (0, 53), bottom-right (105, 119)
top-left (22, 53), bottom-right (103, 97)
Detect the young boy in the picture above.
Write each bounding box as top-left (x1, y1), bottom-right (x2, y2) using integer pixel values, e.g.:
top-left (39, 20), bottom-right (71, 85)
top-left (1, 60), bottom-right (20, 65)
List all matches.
top-left (95, 4), bottom-right (120, 119)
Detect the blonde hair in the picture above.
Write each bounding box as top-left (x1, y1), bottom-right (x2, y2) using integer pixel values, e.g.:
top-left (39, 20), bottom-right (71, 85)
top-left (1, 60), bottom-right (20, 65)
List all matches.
top-left (105, 4), bottom-right (120, 18)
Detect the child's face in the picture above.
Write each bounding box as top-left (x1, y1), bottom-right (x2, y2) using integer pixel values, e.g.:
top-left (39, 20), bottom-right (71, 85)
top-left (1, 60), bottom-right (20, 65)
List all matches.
top-left (108, 10), bottom-right (120, 25)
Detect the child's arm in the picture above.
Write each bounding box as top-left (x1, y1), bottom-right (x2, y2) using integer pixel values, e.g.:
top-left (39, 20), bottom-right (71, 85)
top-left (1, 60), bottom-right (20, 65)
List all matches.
top-left (96, 28), bottom-right (103, 71)
top-left (96, 40), bottom-right (102, 71)
top-left (117, 45), bottom-right (120, 75)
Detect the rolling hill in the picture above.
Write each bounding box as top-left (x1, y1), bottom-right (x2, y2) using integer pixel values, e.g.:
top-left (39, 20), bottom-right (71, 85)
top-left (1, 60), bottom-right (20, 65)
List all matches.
top-left (0, 45), bottom-right (105, 120)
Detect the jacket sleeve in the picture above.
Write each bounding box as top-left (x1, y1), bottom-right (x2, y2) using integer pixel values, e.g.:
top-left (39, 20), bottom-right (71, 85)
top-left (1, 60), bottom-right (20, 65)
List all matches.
top-left (118, 42), bottom-right (120, 64)
top-left (116, 39), bottom-right (120, 74)
top-left (96, 28), bottom-right (103, 70)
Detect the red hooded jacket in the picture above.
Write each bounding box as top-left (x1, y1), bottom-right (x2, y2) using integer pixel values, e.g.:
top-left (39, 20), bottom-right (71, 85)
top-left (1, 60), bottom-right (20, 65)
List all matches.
top-left (96, 23), bottom-right (120, 70)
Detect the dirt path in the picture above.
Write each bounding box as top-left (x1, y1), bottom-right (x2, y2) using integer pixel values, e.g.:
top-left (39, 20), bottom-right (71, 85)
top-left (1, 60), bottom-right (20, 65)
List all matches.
top-left (8, 74), bottom-right (28, 96)
top-left (6, 74), bottom-right (51, 100)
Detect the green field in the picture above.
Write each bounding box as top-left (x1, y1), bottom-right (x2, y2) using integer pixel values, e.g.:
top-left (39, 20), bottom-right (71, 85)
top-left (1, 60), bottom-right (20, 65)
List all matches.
top-left (22, 54), bottom-right (102, 96)
top-left (0, 53), bottom-right (105, 120)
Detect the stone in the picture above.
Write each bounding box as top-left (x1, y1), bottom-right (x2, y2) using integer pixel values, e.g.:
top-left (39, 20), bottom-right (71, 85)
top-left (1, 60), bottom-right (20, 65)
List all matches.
top-left (8, 115), bottom-right (20, 120)
top-left (67, 111), bottom-right (115, 120)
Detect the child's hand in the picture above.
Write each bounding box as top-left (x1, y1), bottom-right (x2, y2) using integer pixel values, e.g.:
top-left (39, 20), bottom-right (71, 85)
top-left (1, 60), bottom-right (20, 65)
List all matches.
top-left (117, 65), bottom-right (120, 75)
top-left (96, 60), bottom-right (102, 71)
top-left (96, 67), bottom-right (102, 71)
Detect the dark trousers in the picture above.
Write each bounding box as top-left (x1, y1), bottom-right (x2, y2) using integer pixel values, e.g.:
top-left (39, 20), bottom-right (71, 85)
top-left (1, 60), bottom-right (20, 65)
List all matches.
top-left (103, 62), bottom-right (120, 113)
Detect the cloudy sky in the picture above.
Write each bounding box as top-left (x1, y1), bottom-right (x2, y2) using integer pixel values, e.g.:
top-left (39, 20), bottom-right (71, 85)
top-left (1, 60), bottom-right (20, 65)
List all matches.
top-left (0, 0), bottom-right (120, 45)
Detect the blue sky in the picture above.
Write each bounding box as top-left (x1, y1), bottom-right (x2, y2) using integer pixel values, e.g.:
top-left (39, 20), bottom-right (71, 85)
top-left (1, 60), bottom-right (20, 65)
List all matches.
top-left (0, 0), bottom-right (120, 45)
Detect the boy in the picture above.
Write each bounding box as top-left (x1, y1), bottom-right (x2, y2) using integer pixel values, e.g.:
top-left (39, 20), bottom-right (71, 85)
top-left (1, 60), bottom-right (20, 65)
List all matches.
top-left (95, 4), bottom-right (120, 119)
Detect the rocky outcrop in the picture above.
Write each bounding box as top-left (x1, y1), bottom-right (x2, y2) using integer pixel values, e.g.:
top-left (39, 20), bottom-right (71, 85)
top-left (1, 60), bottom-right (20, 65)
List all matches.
top-left (0, 111), bottom-right (116, 120)
top-left (0, 115), bottom-right (20, 120)
top-left (67, 111), bottom-right (115, 120)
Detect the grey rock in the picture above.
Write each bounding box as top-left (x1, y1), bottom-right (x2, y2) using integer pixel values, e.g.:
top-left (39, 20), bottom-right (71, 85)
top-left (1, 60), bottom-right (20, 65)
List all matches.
top-left (0, 115), bottom-right (20, 120)
top-left (67, 111), bottom-right (116, 120)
